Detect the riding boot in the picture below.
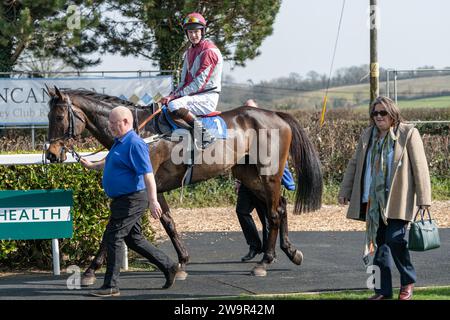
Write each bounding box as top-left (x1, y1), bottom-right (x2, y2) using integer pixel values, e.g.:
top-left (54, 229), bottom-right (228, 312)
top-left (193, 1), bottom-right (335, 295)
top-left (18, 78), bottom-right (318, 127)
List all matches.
top-left (192, 118), bottom-right (216, 149)
top-left (175, 109), bottom-right (216, 149)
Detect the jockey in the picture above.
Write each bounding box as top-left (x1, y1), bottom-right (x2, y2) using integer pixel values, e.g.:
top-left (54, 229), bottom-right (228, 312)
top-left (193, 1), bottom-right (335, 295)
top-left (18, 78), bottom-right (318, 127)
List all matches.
top-left (160, 12), bottom-right (223, 149)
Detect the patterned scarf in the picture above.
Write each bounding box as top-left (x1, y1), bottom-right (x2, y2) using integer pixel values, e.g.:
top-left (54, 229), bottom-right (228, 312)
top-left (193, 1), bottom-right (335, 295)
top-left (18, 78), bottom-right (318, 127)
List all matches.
top-left (363, 127), bottom-right (396, 266)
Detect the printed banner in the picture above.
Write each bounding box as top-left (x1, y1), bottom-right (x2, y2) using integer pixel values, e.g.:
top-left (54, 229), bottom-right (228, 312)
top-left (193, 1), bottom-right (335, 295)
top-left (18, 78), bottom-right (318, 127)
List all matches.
top-left (0, 189), bottom-right (73, 240)
top-left (0, 76), bottom-right (173, 125)
top-left (0, 207), bottom-right (71, 223)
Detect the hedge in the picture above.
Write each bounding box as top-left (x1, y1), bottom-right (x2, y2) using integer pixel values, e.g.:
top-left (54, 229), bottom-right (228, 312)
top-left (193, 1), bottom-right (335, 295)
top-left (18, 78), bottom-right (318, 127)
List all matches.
top-left (0, 164), bottom-right (154, 269)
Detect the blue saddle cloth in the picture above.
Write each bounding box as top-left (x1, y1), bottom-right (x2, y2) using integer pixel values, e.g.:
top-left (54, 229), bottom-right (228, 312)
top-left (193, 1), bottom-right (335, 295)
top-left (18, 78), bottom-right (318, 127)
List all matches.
top-left (162, 108), bottom-right (227, 139)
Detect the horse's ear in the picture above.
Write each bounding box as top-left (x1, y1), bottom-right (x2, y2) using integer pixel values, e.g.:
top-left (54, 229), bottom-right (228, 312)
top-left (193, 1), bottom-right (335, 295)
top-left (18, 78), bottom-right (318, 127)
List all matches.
top-left (54, 86), bottom-right (66, 101)
top-left (45, 84), bottom-right (55, 97)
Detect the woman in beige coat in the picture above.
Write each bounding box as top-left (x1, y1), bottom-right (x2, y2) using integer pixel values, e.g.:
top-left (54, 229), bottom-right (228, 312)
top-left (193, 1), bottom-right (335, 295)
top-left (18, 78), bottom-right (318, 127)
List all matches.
top-left (338, 96), bottom-right (431, 300)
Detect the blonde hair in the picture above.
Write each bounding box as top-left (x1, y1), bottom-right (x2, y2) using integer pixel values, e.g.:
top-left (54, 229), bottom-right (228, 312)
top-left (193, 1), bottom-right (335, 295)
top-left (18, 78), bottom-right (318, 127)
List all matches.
top-left (369, 96), bottom-right (403, 127)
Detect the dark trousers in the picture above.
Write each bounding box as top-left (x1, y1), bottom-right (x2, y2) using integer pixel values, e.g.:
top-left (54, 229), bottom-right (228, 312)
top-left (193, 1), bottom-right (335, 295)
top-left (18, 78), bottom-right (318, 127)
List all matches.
top-left (236, 184), bottom-right (269, 252)
top-left (373, 217), bottom-right (417, 296)
top-left (103, 191), bottom-right (175, 289)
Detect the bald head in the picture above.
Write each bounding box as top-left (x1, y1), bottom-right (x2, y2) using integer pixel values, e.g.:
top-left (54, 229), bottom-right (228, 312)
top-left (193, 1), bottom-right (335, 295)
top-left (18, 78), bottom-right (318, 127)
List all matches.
top-left (108, 106), bottom-right (134, 138)
top-left (111, 106), bottom-right (133, 123)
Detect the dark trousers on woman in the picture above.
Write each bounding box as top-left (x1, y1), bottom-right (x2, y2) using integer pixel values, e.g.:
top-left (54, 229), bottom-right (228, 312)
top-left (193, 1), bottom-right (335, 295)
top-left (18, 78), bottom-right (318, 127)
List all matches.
top-left (373, 217), bottom-right (417, 297)
top-left (103, 190), bottom-right (175, 289)
top-left (236, 184), bottom-right (269, 253)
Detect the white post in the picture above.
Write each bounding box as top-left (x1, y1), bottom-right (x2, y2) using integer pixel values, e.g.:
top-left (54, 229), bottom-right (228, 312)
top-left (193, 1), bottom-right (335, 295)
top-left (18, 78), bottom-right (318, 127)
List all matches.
top-left (122, 244), bottom-right (128, 270)
top-left (51, 239), bottom-right (60, 276)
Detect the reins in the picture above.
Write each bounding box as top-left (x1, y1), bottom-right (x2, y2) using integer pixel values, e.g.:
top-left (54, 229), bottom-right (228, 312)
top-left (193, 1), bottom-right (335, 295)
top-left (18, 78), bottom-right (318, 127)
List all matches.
top-left (45, 100), bottom-right (164, 164)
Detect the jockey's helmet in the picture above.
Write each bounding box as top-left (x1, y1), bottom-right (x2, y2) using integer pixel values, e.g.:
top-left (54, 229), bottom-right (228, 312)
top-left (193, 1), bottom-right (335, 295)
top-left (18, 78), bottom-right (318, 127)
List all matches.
top-left (182, 12), bottom-right (207, 35)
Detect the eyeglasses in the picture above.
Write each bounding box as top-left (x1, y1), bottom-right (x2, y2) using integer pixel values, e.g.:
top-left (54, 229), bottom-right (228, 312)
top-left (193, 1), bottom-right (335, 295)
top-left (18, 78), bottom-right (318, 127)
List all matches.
top-left (371, 110), bottom-right (388, 118)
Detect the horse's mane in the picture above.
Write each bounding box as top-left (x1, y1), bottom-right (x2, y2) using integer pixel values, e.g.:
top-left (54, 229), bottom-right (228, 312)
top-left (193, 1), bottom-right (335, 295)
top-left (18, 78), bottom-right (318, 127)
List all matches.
top-left (63, 89), bottom-right (145, 110)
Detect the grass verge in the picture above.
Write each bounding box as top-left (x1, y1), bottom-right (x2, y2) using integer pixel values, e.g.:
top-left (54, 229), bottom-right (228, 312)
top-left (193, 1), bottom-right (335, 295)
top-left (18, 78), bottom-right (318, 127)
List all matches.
top-left (214, 286), bottom-right (450, 300)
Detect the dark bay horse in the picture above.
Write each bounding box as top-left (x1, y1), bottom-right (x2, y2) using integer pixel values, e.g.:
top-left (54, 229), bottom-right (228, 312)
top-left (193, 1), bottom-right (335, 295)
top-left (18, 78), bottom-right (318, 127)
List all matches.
top-left (45, 87), bottom-right (323, 282)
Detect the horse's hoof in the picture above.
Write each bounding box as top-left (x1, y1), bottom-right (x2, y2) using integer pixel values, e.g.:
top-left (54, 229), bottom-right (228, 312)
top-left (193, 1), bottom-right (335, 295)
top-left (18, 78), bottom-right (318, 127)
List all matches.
top-left (175, 270), bottom-right (188, 281)
top-left (251, 264), bottom-right (267, 277)
top-left (292, 250), bottom-right (304, 265)
top-left (81, 275), bottom-right (96, 287)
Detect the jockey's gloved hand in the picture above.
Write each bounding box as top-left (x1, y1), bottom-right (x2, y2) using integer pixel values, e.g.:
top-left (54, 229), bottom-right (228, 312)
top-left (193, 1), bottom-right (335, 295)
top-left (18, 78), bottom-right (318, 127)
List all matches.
top-left (160, 94), bottom-right (175, 105)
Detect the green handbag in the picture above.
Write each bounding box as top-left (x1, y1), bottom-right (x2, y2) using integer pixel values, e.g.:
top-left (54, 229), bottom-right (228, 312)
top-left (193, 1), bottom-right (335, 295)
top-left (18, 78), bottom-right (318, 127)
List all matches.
top-left (408, 208), bottom-right (440, 251)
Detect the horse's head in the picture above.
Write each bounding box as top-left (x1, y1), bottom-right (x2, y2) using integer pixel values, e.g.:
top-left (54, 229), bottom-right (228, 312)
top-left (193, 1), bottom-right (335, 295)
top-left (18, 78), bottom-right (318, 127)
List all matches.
top-left (45, 85), bottom-right (87, 163)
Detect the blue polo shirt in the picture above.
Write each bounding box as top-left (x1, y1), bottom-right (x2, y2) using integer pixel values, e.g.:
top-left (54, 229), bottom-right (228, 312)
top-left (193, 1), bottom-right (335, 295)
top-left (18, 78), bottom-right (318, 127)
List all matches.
top-left (282, 163), bottom-right (296, 191)
top-left (102, 130), bottom-right (153, 198)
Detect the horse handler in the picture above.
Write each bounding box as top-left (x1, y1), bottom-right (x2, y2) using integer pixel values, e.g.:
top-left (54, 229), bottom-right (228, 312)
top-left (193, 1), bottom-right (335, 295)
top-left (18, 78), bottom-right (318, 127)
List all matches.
top-left (80, 106), bottom-right (179, 297)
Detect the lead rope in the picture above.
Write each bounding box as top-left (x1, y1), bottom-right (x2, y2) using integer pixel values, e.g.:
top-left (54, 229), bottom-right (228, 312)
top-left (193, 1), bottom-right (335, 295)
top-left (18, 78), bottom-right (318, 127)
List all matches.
top-left (78, 106), bottom-right (163, 163)
top-left (180, 169), bottom-right (189, 203)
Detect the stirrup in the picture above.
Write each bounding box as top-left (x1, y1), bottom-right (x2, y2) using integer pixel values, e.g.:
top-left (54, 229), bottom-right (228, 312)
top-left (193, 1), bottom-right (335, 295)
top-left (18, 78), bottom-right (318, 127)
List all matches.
top-left (194, 136), bottom-right (216, 150)
top-left (201, 128), bottom-right (216, 149)
top-left (191, 119), bottom-right (215, 149)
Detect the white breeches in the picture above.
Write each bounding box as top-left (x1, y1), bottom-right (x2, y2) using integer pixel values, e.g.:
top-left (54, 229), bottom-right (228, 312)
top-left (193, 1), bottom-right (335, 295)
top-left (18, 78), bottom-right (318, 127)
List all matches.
top-left (167, 92), bottom-right (219, 115)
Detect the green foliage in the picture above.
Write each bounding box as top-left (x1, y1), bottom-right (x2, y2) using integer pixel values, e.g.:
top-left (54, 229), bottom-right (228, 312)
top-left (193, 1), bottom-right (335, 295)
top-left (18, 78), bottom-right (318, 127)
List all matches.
top-left (0, 163), bottom-right (156, 269)
top-left (0, 164), bottom-right (108, 268)
top-left (165, 174), bottom-right (237, 208)
top-left (430, 176), bottom-right (450, 201)
top-left (0, 0), bottom-right (104, 73)
top-left (2, 1), bottom-right (281, 78)
top-left (290, 108), bottom-right (450, 182)
top-left (102, 0), bottom-right (282, 70)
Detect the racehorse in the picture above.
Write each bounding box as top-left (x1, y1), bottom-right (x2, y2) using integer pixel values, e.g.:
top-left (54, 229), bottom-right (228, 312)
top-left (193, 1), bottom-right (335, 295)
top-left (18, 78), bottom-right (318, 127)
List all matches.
top-left (45, 86), bottom-right (323, 282)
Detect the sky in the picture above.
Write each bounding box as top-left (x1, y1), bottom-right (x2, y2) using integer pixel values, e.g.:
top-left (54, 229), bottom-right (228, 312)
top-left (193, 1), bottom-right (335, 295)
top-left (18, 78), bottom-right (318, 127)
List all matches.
top-left (89, 0), bottom-right (450, 83)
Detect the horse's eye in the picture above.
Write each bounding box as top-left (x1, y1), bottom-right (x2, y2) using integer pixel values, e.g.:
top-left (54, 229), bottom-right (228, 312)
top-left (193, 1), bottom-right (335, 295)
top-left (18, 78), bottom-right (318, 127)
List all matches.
top-left (56, 116), bottom-right (64, 121)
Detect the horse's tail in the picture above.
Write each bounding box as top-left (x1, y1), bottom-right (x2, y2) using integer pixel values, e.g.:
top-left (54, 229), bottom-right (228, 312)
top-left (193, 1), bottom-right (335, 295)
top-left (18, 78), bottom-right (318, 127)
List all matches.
top-left (276, 112), bottom-right (323, 214)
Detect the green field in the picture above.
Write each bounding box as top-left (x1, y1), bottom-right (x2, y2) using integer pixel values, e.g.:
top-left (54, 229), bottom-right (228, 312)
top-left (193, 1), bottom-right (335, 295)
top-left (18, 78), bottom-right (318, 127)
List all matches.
top-left (262, 75), bottom-right (450, 110)
top-left (396, 96), bottom-right (450, 109)
top-left (353, 95), bottom-right (450, 110)
top-left (217, 286), bottom-right (450, 300)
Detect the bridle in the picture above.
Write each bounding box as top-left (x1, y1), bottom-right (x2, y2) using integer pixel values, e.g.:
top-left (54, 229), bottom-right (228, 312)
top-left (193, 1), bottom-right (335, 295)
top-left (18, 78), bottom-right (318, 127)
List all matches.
top-left (46, 95), bottom-right (86, 163)
top-left (45, 96), bottom-right (164, 163)
top-left (48, 95), bottom-right (85, 143)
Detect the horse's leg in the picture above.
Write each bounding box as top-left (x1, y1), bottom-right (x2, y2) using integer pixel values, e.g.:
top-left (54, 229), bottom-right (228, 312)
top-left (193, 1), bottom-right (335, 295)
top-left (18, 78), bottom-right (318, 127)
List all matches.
top-left (232, 165), bottom-right (281, 276)
top-left (250, 123), bottom-right (291, 276)
top-left (252, 177), bottom-right (281, 277)
top-left (158, 193), bottom-right (189, 280)
top-left (278, 196), bottom-right (303, 265)
top-left (81, 232), bottom-right (107, 286)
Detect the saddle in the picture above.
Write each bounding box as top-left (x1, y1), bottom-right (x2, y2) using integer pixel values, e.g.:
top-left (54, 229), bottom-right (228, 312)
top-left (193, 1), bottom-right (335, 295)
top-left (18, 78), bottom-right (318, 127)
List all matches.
top-left (144, 104), bottom-right (227, 187)
top-left (145, 103), bottom-right (225, 139)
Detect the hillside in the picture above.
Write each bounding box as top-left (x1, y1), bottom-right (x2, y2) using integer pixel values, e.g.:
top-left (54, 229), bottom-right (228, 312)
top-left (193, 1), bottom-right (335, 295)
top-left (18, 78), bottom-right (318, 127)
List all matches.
top-left (219, 75), bottom-right (450, 111)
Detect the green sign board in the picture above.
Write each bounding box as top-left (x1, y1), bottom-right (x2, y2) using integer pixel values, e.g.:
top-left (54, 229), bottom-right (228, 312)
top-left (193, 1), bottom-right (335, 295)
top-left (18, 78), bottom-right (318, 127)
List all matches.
top-left (0, 189), bottom-right (73, 240)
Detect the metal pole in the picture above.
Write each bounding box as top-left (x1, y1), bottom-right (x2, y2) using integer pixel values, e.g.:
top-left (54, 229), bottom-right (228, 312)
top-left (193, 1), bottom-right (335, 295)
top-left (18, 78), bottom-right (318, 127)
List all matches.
top-left (370, 0), bottom-right (379, 105)
top-left (52, 239), bottom-right (60, 276)
top-left (394, 71), bottom-right (398, 104)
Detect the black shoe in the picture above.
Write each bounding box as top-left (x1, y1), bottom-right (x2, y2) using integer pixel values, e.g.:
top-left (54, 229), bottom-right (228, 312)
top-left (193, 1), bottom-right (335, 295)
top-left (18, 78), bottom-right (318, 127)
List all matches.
top-left (89, 286), bottom-right (120, 297)
top-left (241, 248), bottom-right (260, 262)
top-left (162, 264), bottom-right (179, 289)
